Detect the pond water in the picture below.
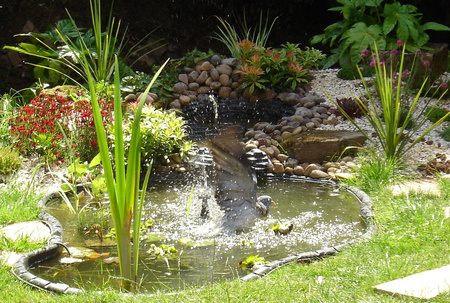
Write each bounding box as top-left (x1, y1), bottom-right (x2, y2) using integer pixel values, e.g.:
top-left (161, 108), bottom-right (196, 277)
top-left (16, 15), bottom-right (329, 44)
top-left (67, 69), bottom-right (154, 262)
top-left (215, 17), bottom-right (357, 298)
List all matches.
top-left (31, 179), bottom-right (365, 293)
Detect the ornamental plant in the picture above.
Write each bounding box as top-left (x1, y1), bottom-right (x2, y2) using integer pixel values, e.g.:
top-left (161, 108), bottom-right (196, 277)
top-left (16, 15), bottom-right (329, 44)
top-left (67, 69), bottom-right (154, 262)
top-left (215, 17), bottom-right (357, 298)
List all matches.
top-left (111, 105), bottom-right (192, 167)
top-left (0, 146), bottom-right (22, 175)
top-left (3, 0), bottom-right (160, 86)
top-left (85, 55), bottom-right (169, 290)
top-left (329, 43), bottom-right (450, 164)
top-left (213, 11), bottom-right (278, 58)
top-left (235, 41), bottom-right (323, 93)
top-left (9, 90), bottom-right (113, 164)
top-left (330, 97), bottom-right (367, 120)
top-left (312, 0), bottom-right (450, 68)
top-left (0, 93), bottom-right (16, 147)
top-left (425, 107), bottom-right (450, 123)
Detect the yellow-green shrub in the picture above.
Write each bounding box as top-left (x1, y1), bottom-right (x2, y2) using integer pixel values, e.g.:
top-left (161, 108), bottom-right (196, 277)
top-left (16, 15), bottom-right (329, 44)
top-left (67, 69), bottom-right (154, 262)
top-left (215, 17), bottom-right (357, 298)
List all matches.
top-left (0, 146), bottom-right (22, 175)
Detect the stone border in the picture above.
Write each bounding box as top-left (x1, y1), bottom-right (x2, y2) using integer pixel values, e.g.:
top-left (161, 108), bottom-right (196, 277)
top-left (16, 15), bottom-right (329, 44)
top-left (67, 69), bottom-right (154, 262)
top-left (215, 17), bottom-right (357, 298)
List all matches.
top-left (12, 177), bottom-right (375, 294)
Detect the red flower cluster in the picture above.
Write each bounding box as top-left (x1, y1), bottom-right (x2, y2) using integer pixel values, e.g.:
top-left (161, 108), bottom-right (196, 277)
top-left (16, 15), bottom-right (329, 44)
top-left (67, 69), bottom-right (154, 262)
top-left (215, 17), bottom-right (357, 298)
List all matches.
top-left (10, 91), bottom-right (113, 164)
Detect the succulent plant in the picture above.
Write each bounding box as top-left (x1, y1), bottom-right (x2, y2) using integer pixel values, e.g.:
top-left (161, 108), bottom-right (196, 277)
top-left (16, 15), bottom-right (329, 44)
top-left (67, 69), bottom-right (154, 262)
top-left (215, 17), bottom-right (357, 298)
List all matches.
top-left (330, 97), bottom-right (366, 120)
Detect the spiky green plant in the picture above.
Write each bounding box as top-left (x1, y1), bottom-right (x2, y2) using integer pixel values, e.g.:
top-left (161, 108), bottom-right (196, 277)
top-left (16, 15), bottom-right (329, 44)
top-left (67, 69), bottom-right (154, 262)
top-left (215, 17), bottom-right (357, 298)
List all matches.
top-left (213, 10), bottom-right (278, 58)
top-left (86, 56), bottom-right (168, 290)
top-left (3, 0), bottom-right (162, 85)
top-left (329, 43), bottom-right (449, 165)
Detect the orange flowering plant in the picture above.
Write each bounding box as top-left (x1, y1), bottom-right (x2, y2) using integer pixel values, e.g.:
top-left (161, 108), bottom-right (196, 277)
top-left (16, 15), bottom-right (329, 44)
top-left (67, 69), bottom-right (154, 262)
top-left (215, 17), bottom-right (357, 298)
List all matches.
top-left (236, 41), bottom-right (324, 92)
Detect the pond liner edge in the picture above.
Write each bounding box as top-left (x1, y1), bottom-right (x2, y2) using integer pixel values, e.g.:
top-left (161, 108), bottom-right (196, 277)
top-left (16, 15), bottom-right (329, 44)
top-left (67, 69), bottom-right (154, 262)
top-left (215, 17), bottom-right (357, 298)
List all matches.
top-left (12, 176), bottom-right (375, 294)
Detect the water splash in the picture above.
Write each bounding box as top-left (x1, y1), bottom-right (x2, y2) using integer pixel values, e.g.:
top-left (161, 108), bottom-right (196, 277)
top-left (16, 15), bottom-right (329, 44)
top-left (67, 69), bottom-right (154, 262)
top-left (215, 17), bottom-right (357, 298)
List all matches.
top-left (208, 92), bottom-right (219, 123)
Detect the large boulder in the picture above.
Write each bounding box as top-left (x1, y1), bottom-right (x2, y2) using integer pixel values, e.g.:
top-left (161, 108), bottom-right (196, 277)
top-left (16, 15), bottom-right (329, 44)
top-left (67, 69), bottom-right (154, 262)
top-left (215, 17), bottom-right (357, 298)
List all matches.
top-left (281, 130), bottom-right (367, 163)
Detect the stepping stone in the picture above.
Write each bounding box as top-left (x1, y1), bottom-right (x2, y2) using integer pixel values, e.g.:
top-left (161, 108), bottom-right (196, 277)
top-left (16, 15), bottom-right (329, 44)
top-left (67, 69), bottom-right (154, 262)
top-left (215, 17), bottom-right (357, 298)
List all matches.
top-left (374, 265), bottom-right (450, 299)
top-left (0, 251), bottom-right (24, 267)
top-left (0, 221), bottom-right (51, 243)
top-left (389, 179), bottom-right (441, 197)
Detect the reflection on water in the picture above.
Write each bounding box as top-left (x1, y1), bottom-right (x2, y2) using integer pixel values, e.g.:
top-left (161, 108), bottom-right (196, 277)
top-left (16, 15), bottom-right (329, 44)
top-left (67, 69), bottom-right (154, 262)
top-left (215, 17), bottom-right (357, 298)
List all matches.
top-left (32, 180), bottom-right (364, 293)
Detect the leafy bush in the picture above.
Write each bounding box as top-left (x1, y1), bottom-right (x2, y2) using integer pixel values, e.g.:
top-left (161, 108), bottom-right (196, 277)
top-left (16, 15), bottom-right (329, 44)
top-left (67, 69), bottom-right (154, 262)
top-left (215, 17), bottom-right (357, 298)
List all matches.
top-left (110, 105), bottom-right (192, 167)
top-left (0, 146), bottom-right (22, 175)
top-left (3, 4), bottom-right (159, 86)
top-left (312, 0), bottom-right (450, 68)
top-left (9, 90), bottom-right (113, 164)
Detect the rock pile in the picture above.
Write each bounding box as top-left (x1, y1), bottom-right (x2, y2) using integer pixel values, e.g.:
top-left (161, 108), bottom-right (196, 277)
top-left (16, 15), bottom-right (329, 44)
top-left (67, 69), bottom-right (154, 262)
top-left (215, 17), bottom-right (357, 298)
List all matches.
top-left (169, 55), bottom-right (241, 109)
top-left (145, 55), bottom-right (357, 179)
top-left (127, 55), bottom-right (370, 180)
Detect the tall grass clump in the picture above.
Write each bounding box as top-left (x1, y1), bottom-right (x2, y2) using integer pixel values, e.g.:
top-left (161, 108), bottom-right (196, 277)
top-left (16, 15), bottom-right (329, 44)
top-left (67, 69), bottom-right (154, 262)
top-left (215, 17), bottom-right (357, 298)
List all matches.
top-left (342, 152), bottom-right (401, 194)
top-left (0, 93), bottom-right (16, 147)
top-left (331, 43), bottom-right (449, 166)
top-left (0, 181), bottom-right (42, 225)
top-left (213, 10), bottom-right (278, 58)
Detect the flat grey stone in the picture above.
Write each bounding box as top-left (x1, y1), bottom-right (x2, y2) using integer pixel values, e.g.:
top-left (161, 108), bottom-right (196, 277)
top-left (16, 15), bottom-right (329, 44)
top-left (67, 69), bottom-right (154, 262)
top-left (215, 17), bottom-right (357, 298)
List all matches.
top-left (0, 221), bottom-right (51, 243)
top-left (374, 264), bottom-right (450, 299)
top-left (281, 130), bottom-right (367, 163)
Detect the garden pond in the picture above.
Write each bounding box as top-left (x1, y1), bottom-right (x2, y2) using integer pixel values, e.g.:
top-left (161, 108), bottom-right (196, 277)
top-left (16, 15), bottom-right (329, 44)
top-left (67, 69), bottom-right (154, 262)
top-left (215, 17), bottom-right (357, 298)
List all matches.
top-left (31, 178), bottom-right (366, 293)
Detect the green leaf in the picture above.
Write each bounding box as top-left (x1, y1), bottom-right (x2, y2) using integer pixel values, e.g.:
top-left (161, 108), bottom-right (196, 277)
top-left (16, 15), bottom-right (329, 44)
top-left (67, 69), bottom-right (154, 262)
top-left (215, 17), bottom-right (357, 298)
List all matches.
top-left (421, 22), bottom-right (450, 32)
top-left (89, 153), bottom-right (102, 168)
top-left (329, 6), bottom-right (344, 12)
top-left (61, 183), bottom-right (76, 193)
top-left (382, 15), bottom-right (397, 36)
top-left (55, 19), bottom-right (81, 39)
top-left (322, 53), bottom-right (340, 69)
top-left (342, 23), bottom-right (384, 50)
top-left (310, 34), bottom-right (325, 45)
top-left (17, 43), bottom-right (38, 54)
top-left (366, 0), bottom-right (383, 7)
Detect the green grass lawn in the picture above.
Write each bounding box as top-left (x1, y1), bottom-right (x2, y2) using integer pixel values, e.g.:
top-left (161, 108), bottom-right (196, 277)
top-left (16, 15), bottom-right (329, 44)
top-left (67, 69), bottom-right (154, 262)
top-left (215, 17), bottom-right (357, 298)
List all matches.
top-left (1, 178), bottom-right (449, 302)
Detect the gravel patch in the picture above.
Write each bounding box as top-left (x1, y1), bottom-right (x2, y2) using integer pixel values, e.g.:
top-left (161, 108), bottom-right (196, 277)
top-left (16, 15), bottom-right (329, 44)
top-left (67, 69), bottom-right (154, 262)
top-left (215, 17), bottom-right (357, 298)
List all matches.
top-left (309, 69), bottom-right (450, 169)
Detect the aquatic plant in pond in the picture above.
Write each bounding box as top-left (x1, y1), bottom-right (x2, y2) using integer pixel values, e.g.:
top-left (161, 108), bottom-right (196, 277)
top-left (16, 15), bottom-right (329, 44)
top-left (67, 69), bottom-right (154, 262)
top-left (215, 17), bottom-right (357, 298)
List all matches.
top-left (47, 0), bottom-right (170, 289)
top-left (83, 56), bottom-right (168, 290)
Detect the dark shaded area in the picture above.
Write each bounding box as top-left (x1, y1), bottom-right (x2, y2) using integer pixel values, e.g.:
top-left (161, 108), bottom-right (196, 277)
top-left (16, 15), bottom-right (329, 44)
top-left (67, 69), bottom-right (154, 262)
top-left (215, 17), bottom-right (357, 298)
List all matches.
top-left (1, 0), bottom-right (449, 92)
